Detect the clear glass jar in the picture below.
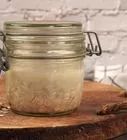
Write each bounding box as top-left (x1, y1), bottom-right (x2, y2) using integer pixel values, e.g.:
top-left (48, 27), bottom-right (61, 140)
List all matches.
top-left (0, 21), bottom-right (101, 116)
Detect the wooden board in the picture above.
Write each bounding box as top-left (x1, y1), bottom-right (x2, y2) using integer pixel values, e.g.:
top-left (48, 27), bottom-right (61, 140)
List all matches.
top-left (0, 77), bottom-right (126, 140)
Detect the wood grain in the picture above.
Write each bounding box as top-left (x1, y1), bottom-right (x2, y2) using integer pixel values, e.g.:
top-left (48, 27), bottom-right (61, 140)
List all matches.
top-left (0, 77), bottom-right (126, 140)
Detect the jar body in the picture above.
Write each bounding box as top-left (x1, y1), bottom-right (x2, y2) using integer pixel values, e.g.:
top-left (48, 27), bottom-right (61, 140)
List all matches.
top-left (3, 21), bottom-right (86, 116)
top-left (5, 57), bottom-right (84, 116)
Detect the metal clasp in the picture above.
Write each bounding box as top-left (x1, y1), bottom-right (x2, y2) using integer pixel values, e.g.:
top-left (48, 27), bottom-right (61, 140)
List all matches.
top-left (0, 31), bottom-right (9, 73)
top-left (84, 32), bottom-right (102, 56)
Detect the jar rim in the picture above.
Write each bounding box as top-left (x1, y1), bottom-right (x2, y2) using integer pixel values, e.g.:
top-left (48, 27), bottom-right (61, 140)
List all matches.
top-left (4, 21), bottom-right (82, 27)
top-left (4, 21), bottom-right (83, 36)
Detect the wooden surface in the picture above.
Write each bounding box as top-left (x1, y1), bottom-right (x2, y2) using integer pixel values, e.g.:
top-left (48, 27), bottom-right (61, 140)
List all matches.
top-left (0, 77), bottom-right (127, 140)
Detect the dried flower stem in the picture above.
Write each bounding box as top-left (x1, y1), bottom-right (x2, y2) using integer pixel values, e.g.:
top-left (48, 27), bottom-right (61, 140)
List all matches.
top-left (97, 101), bottom-right (127, 115)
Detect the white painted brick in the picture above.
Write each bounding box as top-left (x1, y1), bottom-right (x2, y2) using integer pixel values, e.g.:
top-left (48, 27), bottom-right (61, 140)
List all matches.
top-left (0, 13), bottom-right (24, 29)
top-left (0, 5), bottom-right (16, 14)
top-left (61, 13), bottom-right (87, 29)
top-left (88, 14), bottom-right (127, 31)
top-left (11, 0), bottom-right (40, 9)
top-left (99, 35), bottom-right (118, 52)
top-left (118, 38), bottom-right (127, 55)
top-left (23, 10), bottom-right (56, 21)
top-left (119, 0), bottom-right (127, 10)
top-left (0, 0), bottom-right (9, 10)
top-left (38, 0), bottom-right (63, 10)
top-left (11, 0), bottom-right (63, 10)
top-left (22, 10), bottom-right (47, 21)
top-left (109, 31), bottom-right (127, 38)
top-left (101, 10), bottom-right (119, 16)
top-left (109, 54), bottom-right (127, 65)
top-left (95, 53), bottom-right (125, 67)
top-left (65, 0), bottom-right (117, 10)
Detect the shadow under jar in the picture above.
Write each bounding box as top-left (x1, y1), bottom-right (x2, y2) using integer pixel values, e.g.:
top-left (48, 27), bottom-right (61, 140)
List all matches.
top-left (0, 21), bottom-right (101, 116)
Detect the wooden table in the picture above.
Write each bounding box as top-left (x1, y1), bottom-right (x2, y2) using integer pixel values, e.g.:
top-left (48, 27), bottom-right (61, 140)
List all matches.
top-left (0, 77), bottom-right (127, 140)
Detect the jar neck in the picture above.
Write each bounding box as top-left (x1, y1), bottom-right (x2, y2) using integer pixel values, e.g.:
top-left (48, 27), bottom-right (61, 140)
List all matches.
top-left (6, 42), bottom-right (85, 59)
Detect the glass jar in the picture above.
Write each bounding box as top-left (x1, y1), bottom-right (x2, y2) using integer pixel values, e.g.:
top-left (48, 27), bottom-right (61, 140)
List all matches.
top-left (0, 21), bottom-right (101, 116)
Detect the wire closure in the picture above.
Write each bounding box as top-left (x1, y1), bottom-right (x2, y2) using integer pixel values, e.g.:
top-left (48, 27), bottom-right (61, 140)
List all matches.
top-left (84, 32), bottom-right (102, 56)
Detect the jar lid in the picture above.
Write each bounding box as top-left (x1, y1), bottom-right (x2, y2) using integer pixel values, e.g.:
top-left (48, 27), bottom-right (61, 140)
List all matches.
top-left (4, 21), bottom-right (82, 35)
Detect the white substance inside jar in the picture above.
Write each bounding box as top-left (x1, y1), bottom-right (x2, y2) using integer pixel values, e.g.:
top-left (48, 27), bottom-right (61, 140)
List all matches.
top-left (5, 58), bottom-right (84, 115)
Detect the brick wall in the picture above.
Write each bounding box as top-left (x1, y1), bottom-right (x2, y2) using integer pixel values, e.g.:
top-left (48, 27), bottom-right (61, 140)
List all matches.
top-left (0, 0), bottom-right (127, 83)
